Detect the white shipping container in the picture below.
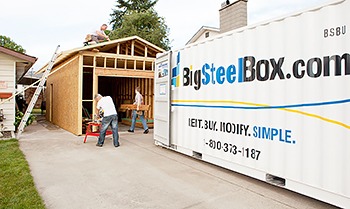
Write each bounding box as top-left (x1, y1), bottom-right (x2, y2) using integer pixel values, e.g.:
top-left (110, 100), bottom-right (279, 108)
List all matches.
top-left (154, 0), bottom-right (350, 207)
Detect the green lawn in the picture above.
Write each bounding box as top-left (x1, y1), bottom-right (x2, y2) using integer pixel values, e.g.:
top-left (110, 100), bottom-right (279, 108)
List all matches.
top-left (0, 139), bottom-right (45, 208)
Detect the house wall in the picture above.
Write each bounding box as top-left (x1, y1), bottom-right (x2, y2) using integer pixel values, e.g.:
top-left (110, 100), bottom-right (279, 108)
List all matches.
top-left (0, 53), bottom-right (16, 131)
top-left (46, 55), bottom-right (81, 135)
top-left (195, 30), bottom-right (220, 43)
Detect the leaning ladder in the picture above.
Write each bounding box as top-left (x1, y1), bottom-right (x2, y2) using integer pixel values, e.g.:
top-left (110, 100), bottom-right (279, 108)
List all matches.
top-left (17, 45), bottom-right (60, 138)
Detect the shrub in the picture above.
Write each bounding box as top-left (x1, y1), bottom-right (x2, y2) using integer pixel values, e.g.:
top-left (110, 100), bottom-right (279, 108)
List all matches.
top-left (14, 110), bottom-right (36, 131)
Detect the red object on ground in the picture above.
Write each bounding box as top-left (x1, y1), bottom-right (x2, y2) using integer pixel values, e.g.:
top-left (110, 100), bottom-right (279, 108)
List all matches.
top-left (83, 122), bottom-right (113, 143)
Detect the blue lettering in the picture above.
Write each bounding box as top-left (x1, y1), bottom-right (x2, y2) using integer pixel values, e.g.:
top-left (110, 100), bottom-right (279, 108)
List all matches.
top-left (279, 129), bottom-right (292, 143)
top-left (211, 64), bottom-right (216, 84)
top-left (253, 126), bottom-right (258, 137)
top-left (216, 66), bottom-right (225, 84)
top-left (226, 65), bottom-right (236, 83)
top-left (238, 57), bottom-right (244, 82)
top-left (262, 127), bottom-right (271, 140)
top-left (202, 63), bottom-right (210, 85)
top-left (271, 128), bottom-right (278, 140)
top-left (286, 130), bottom-right (292, 143)
top-left (253, 126), bottom-right (294, 145)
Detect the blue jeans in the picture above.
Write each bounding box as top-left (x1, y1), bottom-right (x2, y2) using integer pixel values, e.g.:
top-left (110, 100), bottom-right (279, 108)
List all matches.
top-left (98, 114), bottom-right (119, 146)
top-left (130, 110), bottom-right (148, 131)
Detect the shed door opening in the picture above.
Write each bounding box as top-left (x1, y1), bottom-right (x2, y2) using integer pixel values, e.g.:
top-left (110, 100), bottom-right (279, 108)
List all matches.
top-left (99, 76), bottom-right (154, 128)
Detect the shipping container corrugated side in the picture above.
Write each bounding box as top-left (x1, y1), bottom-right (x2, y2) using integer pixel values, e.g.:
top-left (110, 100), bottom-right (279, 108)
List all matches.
top-left (154, 0), bottom-right (350, 207)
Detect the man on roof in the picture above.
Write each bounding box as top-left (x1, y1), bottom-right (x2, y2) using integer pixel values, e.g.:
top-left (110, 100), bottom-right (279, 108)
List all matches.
top-left (84, 24), bottom-right (110, 45)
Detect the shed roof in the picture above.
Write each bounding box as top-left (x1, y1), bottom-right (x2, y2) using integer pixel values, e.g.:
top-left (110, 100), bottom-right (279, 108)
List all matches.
top-left (37, 36), bottom-right (165, 74)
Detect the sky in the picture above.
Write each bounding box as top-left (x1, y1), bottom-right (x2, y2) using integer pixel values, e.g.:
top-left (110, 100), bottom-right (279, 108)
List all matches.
top-left (0, 0), bottom-right (330, 72)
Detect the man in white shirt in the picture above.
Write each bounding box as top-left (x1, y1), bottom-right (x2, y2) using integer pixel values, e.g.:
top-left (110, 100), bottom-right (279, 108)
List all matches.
top-left (94, 94), bottom-right (119, 147)
top-left (91, 24), bottom-right (110, 43)
top-left (128, 87), bottom-right (149, 134)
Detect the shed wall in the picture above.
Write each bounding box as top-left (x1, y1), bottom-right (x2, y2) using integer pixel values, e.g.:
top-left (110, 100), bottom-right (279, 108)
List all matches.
top-left (46, 56), bottom-right (81, 135)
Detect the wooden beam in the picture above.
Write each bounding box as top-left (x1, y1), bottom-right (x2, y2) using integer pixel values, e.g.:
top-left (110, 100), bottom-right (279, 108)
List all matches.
top-left (125, 43), bottom-right (129, 55)
top-left (131, 40), bottom-right (135, 56)
top-left (82, 51), bottom-right (156, 62)
top-left (92, 56), bottom-right (98, 117)
top-left (119, 104), bottom-right (150, 111)
top-left (148, 78), bottom-right (152, 112)
top-left (124, 45), bottom-right (128, 69)
top-left (78, 55), bottom-right (83, 135)
top-left (95, 68), bottom-right (154, 79)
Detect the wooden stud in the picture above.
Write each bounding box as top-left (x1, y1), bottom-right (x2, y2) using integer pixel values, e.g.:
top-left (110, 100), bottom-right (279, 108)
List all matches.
top-left (92, 54), bottom-right (98, 117)
top-left (144, 79), bottom-right (147, 115)
top-left (128, 79), bottom-right (130, 101)
top-left (131, 40), bottom-right (135, 56)
top-left (78, 55), bottom-right (83, 135)
top-left (148, 78), bottom-right (152, 118)
top-left (125, 43), bottom-right (129, 55)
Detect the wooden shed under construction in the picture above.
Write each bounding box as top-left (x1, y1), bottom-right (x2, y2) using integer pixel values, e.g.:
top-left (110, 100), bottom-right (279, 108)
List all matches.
top-left (39, 36), bottom-right (165, 135)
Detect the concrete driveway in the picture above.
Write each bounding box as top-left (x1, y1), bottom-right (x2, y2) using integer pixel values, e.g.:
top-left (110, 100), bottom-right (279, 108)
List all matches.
top-left (19, 117), bottom-right (338, 209)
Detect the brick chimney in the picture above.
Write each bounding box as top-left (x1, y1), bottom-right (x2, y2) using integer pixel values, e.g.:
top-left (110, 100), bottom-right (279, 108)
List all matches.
top-left (219, 0), bottom-right (248, 33)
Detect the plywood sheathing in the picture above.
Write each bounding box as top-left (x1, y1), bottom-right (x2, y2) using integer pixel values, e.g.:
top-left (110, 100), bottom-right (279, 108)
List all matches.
top-left (46, 55), bottom-right (81, 135)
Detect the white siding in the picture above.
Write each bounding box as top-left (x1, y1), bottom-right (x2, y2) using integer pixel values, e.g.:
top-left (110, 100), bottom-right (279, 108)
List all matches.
top-left (195, 31), bottom-right (220, 43)
top-left (0, 52), bottom-right (17, 131)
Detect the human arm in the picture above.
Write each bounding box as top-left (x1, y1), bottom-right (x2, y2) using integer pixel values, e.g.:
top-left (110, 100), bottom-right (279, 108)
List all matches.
top-left (95, 100), bottom-right (102, 119)
top-left (96, 30), bottom-right (110, 41)
top-left (136, 94), bottom-right (142, 111)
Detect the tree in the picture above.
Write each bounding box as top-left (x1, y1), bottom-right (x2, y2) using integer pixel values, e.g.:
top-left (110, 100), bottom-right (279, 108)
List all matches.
top-left (109, 0), bottom-right (170, 50)
top-left (110, 0), bottom-right (158, 30)
top-left (110, 10), bottom-right (170, 50)
top-left (0, 35), bottom-right (26, 53)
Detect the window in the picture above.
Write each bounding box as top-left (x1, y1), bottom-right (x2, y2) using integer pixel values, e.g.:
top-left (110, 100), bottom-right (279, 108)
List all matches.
top-left (205, 32), bottom-right (210, 38)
